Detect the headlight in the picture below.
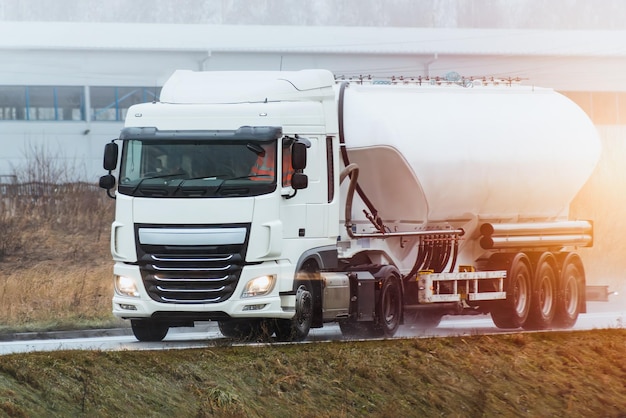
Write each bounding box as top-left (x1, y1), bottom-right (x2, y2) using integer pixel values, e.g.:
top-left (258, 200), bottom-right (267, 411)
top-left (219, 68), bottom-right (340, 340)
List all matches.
top-left (241, 274), bottom-right (276, 298)
top-left (115, 275), bottom-right (140, 297)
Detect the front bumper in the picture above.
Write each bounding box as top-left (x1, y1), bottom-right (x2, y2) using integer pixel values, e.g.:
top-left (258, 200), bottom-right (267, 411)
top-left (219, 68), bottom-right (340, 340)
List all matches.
top-left (111, 262), bottom-right (297, 321)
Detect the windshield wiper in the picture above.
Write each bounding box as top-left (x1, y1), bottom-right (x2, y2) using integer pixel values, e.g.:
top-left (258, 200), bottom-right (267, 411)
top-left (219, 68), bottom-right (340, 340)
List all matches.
top-left (130, 173), bottom-right (187, 195)
top-left (223, 174), bottom-right (271, 181)
top-left (171, 177), bottom-right (225, 196)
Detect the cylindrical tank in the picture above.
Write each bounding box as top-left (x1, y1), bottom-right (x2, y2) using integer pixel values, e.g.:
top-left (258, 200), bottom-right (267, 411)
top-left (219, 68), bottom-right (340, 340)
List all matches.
top-left (339, 82), bottom-right (601, 225)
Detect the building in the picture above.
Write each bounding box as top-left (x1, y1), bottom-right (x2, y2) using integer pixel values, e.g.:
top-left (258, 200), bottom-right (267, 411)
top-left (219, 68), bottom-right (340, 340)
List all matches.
top-left (1, 1), bottom-right (626, 181)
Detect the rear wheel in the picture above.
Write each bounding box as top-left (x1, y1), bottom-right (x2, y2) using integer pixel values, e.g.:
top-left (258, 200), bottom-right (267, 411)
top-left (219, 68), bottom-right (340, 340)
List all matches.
top-left (131, 319), bottom-right (169, 342)
top-left (376, 274), bottom-right (402, 337)
top-left (406, 310), bottom-right (444, 330)
top-left (523, 254), bottom-right (557, 330)
top-left (554, 256), bottom-right (585, 328)
top-left (339, 273), bottom-right (402, 338)
top-left (490, 253), bottom-right (532, 329)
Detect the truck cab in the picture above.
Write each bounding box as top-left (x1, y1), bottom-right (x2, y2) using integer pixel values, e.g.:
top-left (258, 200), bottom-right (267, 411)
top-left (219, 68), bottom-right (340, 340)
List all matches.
top-left (100, 70), bottom-right (341, 341)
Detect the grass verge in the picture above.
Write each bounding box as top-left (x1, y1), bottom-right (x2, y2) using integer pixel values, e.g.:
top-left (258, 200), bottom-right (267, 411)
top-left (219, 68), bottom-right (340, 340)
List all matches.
top-left (1, 329), bottom-right (625, 417)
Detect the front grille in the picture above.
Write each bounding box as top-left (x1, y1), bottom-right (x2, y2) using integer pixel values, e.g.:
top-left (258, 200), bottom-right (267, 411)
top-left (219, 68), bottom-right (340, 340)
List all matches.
top-left (135, 225), bottom-right (249, 304)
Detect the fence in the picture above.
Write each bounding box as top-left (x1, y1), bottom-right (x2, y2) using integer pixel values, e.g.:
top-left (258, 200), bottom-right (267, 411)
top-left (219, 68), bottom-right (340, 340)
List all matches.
top-left (0, 181), bottom-right (99, 199)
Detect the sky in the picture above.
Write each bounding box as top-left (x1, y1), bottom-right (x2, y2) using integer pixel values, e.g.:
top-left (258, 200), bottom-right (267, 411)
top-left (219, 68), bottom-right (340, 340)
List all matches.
top-left (1, 0), bottom-right (625, 29)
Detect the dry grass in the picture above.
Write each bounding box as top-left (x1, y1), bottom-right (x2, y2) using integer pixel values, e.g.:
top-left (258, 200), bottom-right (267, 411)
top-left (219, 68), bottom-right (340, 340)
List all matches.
top-left (0, 187), bottom-right (120, 332)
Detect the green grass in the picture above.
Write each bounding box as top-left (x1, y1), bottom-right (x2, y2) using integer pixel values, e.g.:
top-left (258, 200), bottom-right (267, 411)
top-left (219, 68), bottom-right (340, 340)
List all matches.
top-left (1, 329), bottom-right (625, 417)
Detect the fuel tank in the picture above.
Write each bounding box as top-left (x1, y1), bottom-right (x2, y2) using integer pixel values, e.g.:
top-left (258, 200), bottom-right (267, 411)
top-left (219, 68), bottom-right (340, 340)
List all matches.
top-left (339, 81), bottom-right (601, 225)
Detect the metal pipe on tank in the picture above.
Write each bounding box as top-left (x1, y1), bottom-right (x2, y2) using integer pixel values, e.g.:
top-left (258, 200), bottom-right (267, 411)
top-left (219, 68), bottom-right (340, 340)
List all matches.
top-left (480, 234), bottom-right (593, 250)
top-left (480, 220), bottom-right (592, 237)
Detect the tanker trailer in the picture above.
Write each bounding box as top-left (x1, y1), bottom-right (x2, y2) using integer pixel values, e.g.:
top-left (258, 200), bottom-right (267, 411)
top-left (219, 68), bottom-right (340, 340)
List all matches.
top-left (334, 78), bottom-right (601, 332)
top-left (99, 69), bottom-right (601, 341)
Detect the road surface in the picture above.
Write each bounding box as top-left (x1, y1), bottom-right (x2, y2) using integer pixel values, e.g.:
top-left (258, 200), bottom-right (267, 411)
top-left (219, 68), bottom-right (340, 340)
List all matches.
top-left (0, 301), bottom-right (623, 356)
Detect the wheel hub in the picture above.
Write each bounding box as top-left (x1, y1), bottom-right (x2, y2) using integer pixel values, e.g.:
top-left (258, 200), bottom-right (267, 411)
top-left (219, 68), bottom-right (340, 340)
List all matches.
top-left (295, 285), bottom-right (313, 326)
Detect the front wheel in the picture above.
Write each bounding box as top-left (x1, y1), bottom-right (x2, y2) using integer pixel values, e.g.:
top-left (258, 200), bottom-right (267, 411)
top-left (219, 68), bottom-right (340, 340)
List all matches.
top-left (275, 276), bottom-right (314, 342)
top-left (131, 319), bottom-right (169, 342)
top-left (218, 319), bottom-right (273, 341)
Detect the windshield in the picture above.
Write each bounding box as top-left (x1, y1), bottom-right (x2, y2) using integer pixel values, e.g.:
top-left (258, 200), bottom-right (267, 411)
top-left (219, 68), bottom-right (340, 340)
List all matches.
top-left (118, 139), bottom-right (277, 198)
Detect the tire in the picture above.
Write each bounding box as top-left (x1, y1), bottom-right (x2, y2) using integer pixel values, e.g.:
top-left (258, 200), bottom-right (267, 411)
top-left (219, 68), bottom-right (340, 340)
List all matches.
top-left (406, 310), bottom-right (444, 330)
top-left (554, 256), bottom-right (585, 328)
top-left (218, 319), bottom-right (272, 342)
top-left (275, 274), bottom-right (314, 342)
top-left (523, 254), bottom-right (557, 330)
top-left (339, 318), bottom-right (396, 339)
top-left (376, 275), bottom-right (402, 337)
top-left (490, 253), bottom-right (532, 329)
top-left (131, 319), bottom-right (169, 342)
top-left (339, 273), bottom-right (403, 338)
top-left (338, 321), bottom-right (372, 338)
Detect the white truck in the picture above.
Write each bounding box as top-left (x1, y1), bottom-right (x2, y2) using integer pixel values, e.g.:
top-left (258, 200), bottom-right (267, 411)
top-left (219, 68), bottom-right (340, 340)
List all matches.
top-left (99, 69), bottom-right (601, 342)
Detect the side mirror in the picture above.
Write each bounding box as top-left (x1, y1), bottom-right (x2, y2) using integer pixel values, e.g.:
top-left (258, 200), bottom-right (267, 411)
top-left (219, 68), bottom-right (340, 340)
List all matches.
top-left (99, 174), bottom-right (116, 190)
top-left (291, 173), bottom-right (308, 190)
top-left (291, 142), bottom-right (307, 170)
top-left (103, 142), bottom-right (119, 171)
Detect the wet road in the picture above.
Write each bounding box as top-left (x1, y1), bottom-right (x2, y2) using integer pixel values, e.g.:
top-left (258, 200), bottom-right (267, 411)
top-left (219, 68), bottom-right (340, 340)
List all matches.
top-left (0, 301), bottom-right (623, 356)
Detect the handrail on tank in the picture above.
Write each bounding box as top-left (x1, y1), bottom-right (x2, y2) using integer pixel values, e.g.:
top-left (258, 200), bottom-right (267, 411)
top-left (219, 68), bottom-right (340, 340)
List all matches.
top-left (335, 73), bottom-right (524, 87)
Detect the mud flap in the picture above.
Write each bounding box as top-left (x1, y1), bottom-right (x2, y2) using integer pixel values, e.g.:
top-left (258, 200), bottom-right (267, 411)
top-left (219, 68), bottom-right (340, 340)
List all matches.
top-left (586, 285), bottom-right (612, 302)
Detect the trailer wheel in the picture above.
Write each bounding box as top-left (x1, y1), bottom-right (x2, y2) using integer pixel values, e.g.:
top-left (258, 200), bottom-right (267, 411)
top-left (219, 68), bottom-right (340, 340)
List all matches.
top-left (523, 254), bottom-right (557, 330)
top-left (554, 258), bottom-right (584, 328)
top-left (490, 253), bottom-right (532, 329)
top-left (131, 319), bottom-right (169, 342)
top-left (275, 275), bottom-right (314, 342)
